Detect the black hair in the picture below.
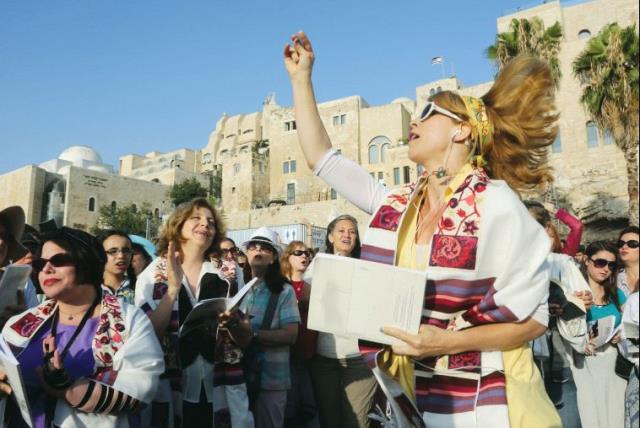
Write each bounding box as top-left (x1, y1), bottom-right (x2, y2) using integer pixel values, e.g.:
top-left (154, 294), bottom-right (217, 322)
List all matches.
top-left (523, 200), bottom-right (551, 226)
top-left (325, 214), bottom-right (361, 259)
top-left (97, 229), bottom-right (137, 288)
top-left (41, 227), bottom-right (105, 289)
top-left (263, 259), bottom-right (289, 294)
top-left (581, 240), bottom-right (621, 310)
top-left (132, 243), bottom-right (153, 264)
top-left (618, 226), bottom-right (640, 241)
top-left (221, 237), bottom-right (236, 246)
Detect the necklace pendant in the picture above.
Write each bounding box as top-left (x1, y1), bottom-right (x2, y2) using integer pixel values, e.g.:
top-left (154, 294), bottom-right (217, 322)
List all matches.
top-left (435, 167), bottom-right (447, 179)
top-left (68, 315), bottom-right (74, 321)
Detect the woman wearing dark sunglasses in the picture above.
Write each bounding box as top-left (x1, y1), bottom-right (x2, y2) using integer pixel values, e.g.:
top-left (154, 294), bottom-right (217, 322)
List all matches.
top-left (571, 240), bottom-right (628, 427)
top-left (0, 226), bottom-right (164, 427)
top-left (617, 226), bottom-right (639, 297)
top-left (280, 241), bottom-right (318, 427)
top-left (285, 31), bottom-right (560, 427)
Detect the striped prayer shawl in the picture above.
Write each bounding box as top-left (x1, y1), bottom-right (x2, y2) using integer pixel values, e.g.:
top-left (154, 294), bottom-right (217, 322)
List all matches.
top-left (359, 167), bottom-right (546, 427)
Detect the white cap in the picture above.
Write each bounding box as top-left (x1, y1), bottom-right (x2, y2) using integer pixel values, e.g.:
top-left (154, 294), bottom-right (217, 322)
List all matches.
top-left (240, 227), bottom-right (283, 257)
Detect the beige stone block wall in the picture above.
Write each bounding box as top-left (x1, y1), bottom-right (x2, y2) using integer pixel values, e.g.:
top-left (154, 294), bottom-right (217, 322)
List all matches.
top-left (0, 165), bottom-right (46, 226)
top-left (64, 166), bottom-right (171, 231)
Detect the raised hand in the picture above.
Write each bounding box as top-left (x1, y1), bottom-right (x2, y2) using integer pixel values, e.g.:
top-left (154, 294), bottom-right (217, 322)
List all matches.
top-left (166, 240), bottom-right (184, 299)
top-left (0, 368), bottom-right (11, 396)
top-left (284, 31), bottom-right (315, 81)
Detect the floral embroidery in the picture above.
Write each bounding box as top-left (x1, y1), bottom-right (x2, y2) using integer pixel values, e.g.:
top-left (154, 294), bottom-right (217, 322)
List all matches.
top-left (9, 300), bottom-right (56, 338)
top-left (429, 235), bottom-right (478, 270)
top-left (448, 351), bottom-right (481, 371)
top-left (370, 205), bottom-right (403, 231)
top-left (92, 294), bottom-right (126, 368)
top-left (153, 282), bottom-right (168, 300)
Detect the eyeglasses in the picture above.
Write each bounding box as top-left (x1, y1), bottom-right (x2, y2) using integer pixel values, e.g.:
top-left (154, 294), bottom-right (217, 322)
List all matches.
top-left (419, 101), bottom-right (463, 123)
top-left (105, 247), bottom-right (133, 256)
top-left (589, 258), bottom-right (617, 270)
top-left (221, 247), bottom-right (239, 254)
top-left (291, 250), bottom-right (311, 257)
top-left (247, 243), bottom-right (275, 254)
top-left (33, 253), bottom-right (75, 272)
top-left (617, 239), bottom-right (639, 249)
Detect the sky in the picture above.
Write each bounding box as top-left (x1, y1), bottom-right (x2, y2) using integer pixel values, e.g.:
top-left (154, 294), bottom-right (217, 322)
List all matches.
top-left (0, 0), bottom-right (539, 174)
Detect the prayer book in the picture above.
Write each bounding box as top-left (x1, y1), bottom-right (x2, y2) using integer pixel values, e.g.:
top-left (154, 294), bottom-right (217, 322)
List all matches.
top-left (0, 265), bottom-right (32, 314)
top-left (0, 335), bottom-right (33, 427)
top-left (623, 320), bottom-right (639, 340)
top-left (589, 315), bottom-right (621, 349)
top-left (178, 278), bottom-right (258, 338)
top-left (307, 253), bottom-right (427, 346)
top-left (548, 280), bottom-right (586, 321)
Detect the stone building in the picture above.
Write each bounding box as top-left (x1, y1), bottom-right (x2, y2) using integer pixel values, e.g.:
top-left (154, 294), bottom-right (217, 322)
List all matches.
top-left (201, 0), bottom-right (637, 244)
top-left (0, 145), bottom-right (171, 232)
top-left (118, 148), bottom-right (209, 189)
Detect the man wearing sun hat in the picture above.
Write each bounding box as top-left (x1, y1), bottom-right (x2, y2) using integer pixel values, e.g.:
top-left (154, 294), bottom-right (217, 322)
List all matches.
top-left (0, 206), bottom-right (40, 328)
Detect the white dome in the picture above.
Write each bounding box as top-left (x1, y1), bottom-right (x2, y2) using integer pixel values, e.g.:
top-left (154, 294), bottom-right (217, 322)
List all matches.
top-left (391, 97), bottom-right (414, 104)
top-left (59, 145), bottom-right (103, 165)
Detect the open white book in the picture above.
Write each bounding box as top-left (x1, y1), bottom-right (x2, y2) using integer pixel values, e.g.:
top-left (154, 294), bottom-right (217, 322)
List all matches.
top-left (0, 335), bottom-right (33, 427)
top-left (307, 253), bottom-right (427, 346)
top-left (590, 315), bottom-right (621, 349)
top-left (178, 278), bottom-right (258, 338)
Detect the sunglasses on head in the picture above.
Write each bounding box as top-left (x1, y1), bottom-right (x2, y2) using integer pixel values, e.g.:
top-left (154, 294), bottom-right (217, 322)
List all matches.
top-left (32, 253), bottom-right (75, 272)
top-left (291, 250), bottom-right (311, 257)
top-left (419, 101), bottom-right (463, 123)
top-left (590, 258), bottom-right (617, 270)
top-left (617, 239), bottom-right (639, 249)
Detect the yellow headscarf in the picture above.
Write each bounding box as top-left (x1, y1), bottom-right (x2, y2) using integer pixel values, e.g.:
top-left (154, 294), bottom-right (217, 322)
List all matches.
top-left (460, 96), bottom-right (493, 167)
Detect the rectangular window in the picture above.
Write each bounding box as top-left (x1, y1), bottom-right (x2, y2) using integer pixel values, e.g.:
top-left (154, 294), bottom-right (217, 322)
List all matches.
top-left (586, 122), bottom-right (598, 148)
top-left (403, 166), bottom-right (411, 184)
top-left (378, 171), bottom-right (384, 184)
top-left (233, 163), bottom-right (241, 175)
top-left (370, 172), bottom-right (375, 179)
top-left (284, 120), bottom-right (297, 132)
top-left (332, 114), bottom-right (346, 126)
top-left (393, 167), bottom-right (400, 185)
top-left (604, 130), bottom-right (614, 145)
top-left (287, 183), bottom-right (295, 205)
top-left (330, 188), bottom-right (337, 200)
top-left (283, 161), bottom-right (289, 174)
top-left (290, 160), bottom-right (297, 173)
top-left (552, 135), bottom-right (562, 153)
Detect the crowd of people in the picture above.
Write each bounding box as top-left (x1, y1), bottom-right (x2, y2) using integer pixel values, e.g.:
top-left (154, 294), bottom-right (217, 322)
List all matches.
top-left (0, 31), bottom-right (637, 428)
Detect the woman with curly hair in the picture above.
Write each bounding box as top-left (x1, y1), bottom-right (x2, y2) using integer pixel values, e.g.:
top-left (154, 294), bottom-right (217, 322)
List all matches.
top-left (135, 198), bottom-right (253, 428)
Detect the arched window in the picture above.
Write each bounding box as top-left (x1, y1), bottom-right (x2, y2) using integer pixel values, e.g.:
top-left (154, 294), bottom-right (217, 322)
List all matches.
top-left (586, 121), bottom-right (598, 148)
top-left (111, 201), bottom-right (117, 210)
top-left (154, 208), bottom-right (160, 218)
top-left (219, 149), bottom-right (229, 160)
top-left (88, 197), bottom-right (96, 212)
top-left (429, 88), bottom-right (436, 96)
top-left (578, 29), bottom-right (591, 40)
top-left (202, 153), bottom-right (212, 164)
top-left (368, 136), bottom-right (392, 164)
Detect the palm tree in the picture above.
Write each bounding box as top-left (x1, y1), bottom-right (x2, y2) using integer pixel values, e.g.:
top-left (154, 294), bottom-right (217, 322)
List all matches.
top-left (573, 23), bottom-right (639, 226)
top-left (487, 17), bottom-right (563, 86)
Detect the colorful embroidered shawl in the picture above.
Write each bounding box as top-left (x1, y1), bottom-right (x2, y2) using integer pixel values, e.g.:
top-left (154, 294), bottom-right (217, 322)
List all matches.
top-left (5, 294), bottom-right (127, 385)
top-left (359, 166), bottom-right (550, 427)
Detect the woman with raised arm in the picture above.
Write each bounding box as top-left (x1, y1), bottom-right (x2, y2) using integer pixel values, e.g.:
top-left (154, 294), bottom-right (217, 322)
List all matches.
top-left (135, 198), bottom-right (253, 428)
top-left (284, 32), bottom-right (560, 427)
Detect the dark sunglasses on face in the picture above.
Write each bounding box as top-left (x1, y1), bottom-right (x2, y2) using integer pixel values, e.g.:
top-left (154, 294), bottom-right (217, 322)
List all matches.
top-left (105, 247), bottom-right (133, 256)
top-left (247, 243), bottom-right (275, 254)
top-left (221, 247), bottom-right (239, 254)
top-left (617, 239), bottom-right (640, 249)
top-left (33, 253), bottom-right (75, 272)
top-left (590, 258), bottom-right (617, 270)
top-left (292, 250), bottom-right (311, 257)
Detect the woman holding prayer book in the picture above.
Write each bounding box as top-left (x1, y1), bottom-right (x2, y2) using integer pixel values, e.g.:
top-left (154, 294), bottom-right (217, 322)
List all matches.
top-left (134, 198), bottom-right (253, 428)
top-left (238, 227), bottom-right (300, 428)
top-left (0, 226), bottom-right (164, 427)
top-left (571, 240), bottom-right (627, 427)
top-left (284, 32), bottom-right (560, 427)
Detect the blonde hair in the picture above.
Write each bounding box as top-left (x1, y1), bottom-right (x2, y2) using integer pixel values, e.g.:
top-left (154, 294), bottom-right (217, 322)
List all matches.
top-left (156, 197), bottom-right (225, 258)
top-left (433, 55), bottom-right (558, 192)
top-left (280, 240), bottom-right (307, 280)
